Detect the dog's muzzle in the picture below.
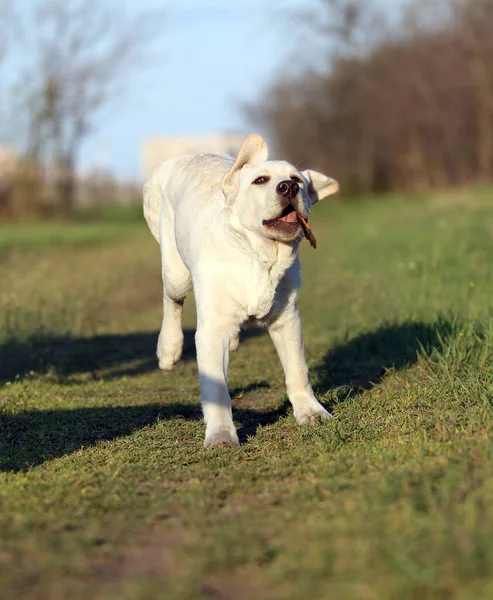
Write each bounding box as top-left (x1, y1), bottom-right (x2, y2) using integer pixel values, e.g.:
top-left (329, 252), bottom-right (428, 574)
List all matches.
top-left (276, 180), bottom-right (299, 199)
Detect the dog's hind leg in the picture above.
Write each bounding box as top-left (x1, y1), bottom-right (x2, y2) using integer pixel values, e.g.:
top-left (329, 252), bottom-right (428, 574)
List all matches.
top-left (158, 296), bottom-right (185, 371)
top-left (229, 332), bottom-right (240, 353)
top-left (144, 161), bottom-right (193, 370)
top-left (157, 243), bottom-right (192, 371)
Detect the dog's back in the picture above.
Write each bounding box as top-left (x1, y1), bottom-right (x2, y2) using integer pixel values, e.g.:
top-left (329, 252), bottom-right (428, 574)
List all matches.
top-left (143, 155), bottom-right (190, 243)
top-left (143, 153), bottom-right (233, 244)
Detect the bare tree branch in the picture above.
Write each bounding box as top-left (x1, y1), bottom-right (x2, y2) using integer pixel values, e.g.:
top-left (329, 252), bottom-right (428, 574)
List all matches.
top-left (0, 0), bottom-right (14, 67)
top-left (297, 0), bottom-right (390, 58)
top-left (18, 0), bottom-right (163, 213)
top-left (247, 0), bottom-right (493, 194)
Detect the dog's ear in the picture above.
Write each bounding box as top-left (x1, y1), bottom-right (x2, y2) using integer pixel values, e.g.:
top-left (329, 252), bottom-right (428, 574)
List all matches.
top-left (302, 170), bottom-right (339, 205)
top-left (222, 134), bottom-right (268, 203)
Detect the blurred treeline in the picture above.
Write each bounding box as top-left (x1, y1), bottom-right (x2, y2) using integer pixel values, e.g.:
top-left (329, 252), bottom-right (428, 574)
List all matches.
top-left (0, 166), bottom-right (141, 221)
top-left (0, 0), bottom-right (159, 220)
top-left (248, 0), bottom-right (493, 195)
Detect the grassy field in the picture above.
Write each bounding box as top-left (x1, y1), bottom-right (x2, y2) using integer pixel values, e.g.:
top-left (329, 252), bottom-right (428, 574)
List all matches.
top-left (0, 205), bottom-right (143, 253)
top-left (1, 188), bottom-right (493, 599)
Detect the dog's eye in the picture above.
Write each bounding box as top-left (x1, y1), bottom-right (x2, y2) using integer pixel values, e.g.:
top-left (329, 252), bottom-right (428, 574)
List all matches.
top-left (252, 176), bottom-right (270, 185)
top-left (291, 176), bottom-right (303, 184)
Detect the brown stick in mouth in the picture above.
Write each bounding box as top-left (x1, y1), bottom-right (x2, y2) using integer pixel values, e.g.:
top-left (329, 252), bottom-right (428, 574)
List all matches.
top-left (296, 212), bottom-right (317, 249)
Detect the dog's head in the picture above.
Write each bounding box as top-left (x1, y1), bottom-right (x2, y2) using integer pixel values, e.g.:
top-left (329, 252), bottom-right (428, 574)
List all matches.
top-left (222, 134), bottom-right (339, 243)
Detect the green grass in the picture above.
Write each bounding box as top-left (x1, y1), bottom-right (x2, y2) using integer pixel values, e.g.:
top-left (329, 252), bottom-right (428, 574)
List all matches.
top-left (1, 187), bottom-right (493, 599)
top-left (0, 204), bottom-right (145, 253)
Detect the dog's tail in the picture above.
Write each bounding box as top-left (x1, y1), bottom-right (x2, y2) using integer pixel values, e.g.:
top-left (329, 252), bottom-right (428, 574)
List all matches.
top-left (143, 156), bottom-right (194, 243)
top-left (143, 172), bottom-right (162, 243)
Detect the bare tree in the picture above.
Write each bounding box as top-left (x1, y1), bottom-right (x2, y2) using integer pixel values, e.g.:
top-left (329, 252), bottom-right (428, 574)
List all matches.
top-left (300, 0), bottom-right (389, 58)
top-left (0, 0), bottom-right (13, 67)
top-left (248, 0), bottom-right (493, 195)
top-left (19, 0), bottom-right (162, 213)
top-left (452, 0), bottom-right (493, 179)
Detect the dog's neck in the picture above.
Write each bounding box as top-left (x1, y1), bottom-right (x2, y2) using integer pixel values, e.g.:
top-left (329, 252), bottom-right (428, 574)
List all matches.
top-left (230, 222), bottom-right (298, 270)
top-left (240, 231), bottom-right (299, 320)
top-left (226, 207), bottom-right (299, 269)
top-left (251, 231), bottom-right (298, 269)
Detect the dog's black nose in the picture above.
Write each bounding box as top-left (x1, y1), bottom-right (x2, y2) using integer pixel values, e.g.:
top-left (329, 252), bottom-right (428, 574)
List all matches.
top-left (276, 180), bottom-right (299, 199)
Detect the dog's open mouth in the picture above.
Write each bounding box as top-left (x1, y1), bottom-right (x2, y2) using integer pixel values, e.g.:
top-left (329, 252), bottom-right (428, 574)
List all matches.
top-left (263, 204), bottom-right (298, 225)
top-left (263, 205), bottom-right (317, 249)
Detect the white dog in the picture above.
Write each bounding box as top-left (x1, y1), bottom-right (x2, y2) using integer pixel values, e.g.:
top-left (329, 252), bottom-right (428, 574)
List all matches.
top-left (143, 134), bottom-right (339, 447)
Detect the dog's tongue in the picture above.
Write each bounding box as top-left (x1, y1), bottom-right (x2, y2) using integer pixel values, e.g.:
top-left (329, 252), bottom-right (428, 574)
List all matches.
top-left (278, 210), bottom-right (298, 223)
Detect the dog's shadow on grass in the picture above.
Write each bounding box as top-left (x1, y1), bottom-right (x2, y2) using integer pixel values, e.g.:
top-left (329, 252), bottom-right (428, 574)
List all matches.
top-left (0, 400), bottom-right (291, 472)
top-left (312, 319), bottom-right (452, 404)
top-left (0, 330), bottom-right (161, 384)
top-left (0, 328), bottom-right (265, 385)
top-left (0, 319), bottom-right (451, 471)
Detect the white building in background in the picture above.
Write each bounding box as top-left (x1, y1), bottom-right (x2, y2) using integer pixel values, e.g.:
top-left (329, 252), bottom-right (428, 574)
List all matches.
top-left (0, 145), bottom-right (19, 181)
top-left (141, 132), bottom-right (246, 181)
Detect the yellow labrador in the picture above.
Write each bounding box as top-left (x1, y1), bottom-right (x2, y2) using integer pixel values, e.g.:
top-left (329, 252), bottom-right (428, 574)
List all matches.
top-left (144, 134), bottom-right (339, 447)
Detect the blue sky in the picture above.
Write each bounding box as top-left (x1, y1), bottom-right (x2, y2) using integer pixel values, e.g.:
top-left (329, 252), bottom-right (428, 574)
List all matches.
top-left (77, 0), bottom-right (321, 180)
top-left (2, 0), bottom-right (400, 181)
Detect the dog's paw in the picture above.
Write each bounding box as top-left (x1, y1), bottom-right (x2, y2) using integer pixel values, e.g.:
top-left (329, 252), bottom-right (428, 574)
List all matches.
top-left (204, 426), bottom-right (240, 448)
top-left (158, 354), bottom-right (179, 371)
top-left (157, 344), bottom-right (182, 371)
top-left (295, 403), bottom-right (332, 425)
top-left (157, 329), bottom-right (183, 371)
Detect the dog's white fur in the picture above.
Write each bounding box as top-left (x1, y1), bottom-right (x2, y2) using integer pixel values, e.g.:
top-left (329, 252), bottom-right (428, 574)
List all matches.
top-left (143, 134), bottom-right (339, 447)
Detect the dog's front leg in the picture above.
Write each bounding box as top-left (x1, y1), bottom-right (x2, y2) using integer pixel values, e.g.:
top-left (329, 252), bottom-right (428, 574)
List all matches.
top-left (269, 304), bottom-right (331, 425)
top-left (195, 314), bottom-right (239, 447)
